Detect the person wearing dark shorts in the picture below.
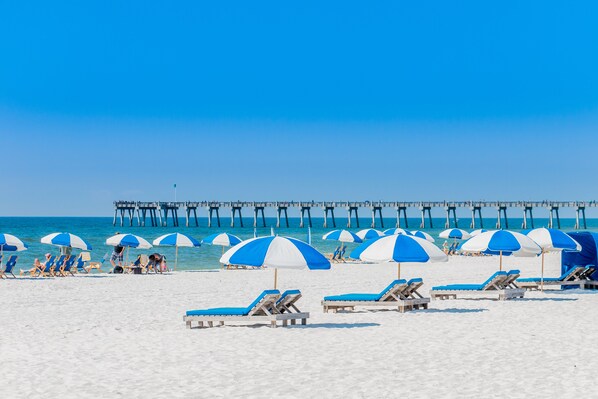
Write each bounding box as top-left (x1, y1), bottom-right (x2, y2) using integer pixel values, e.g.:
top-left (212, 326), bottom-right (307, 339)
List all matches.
top-left (111, 243), bottom-right (125, 268)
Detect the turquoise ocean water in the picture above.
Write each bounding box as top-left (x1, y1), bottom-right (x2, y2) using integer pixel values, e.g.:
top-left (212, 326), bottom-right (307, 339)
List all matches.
top-left (1, 217), bottom-right (598, 271)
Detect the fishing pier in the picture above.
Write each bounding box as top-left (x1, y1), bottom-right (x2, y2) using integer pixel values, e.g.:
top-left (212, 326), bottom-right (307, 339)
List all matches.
top-left (113, 200), bottom-right (596, 230)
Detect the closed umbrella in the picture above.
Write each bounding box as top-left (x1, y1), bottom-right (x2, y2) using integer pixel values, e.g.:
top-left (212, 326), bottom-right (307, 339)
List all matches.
top-left (153, 233), bottom-right (201, 271)
top-left (351, 234), bottom-right (448, 278)
top-left (525, 228), bottom-right (581, 291)
top-left (460, 230), bottom-right (541, 270)
top-left (220, 236), bottom-right (330, 288)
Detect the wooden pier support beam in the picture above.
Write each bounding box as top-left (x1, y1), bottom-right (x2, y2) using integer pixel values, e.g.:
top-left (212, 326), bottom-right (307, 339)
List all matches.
top-left (276, 206), bottom-right (289, 228)
top-left (496, 205), bottom-right (508, 229)
top-left (300, 206), bottom-right (312, 228)
top-left (395, 206), bottom-right (408, 228)
top-left (346, 206), bottom-right (359, 228)
top-left (419, 206), bottom-right (433, 229)
top-left (323, 206), bottom-right (336, 228)
top-left (444, 205), bottom-right (458, 228)
top-left (370, 206), bottom-right (383, 228)
top-left (253, 207), bottom-right (266, 228)
top-left (231, 206), bottom-right (244, 228)
top-left (547, 206), bottom-right (560, 229)
top-left (469, 206), bottom-right (483, 229)
top-left (207, 206), bottom-right (221, 228)
top-left (575, 205), bottom-right (587, 230)
top-left (522, 206), bottom-right (534, 229)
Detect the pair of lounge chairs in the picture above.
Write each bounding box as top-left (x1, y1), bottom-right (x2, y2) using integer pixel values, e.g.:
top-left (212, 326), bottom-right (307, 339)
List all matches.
top-left (321, 278), bottom-right (430, 313)
top-left (0, 255), bottom-right (18, 278)
top-left (430, 270), bottom-right (526, 301)
top-left (517, 265), bottom-right (597, 290)
top-left (184, 289), bottom-right (308, 328)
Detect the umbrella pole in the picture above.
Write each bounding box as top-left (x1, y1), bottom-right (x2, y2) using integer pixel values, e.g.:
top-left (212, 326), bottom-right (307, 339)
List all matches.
top-left (397, 263), bottom-right (401, 279)
top-left (274, 268), bottom-right (278, 289)
top-left (541, 251), bottom-right (545, 292)
top-left (499, 251), bottom-right (503, 271)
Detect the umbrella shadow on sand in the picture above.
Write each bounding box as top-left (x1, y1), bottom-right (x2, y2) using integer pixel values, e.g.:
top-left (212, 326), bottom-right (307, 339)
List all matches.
top-left (287, 323), bottom-right (380, 329)
top-left (417, 308), bottom-right (488, 314)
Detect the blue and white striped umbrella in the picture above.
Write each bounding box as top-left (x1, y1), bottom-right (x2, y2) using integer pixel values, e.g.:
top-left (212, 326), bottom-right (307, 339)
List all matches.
top-left (410, 230), bottom-right (435, 242)
top-left (525, 228), bottom-right (581, 252)
top-left (383, 228), bottom-right (411, 236)
top-left (153, 233), bottom-right (200, 247)
top-left (470, 229), bottom-right (489, 237)
top-left (322, 229), bottom-right (362, 243)
top-left (0, 233), bottom-right (28, 252)
top-left (153, 233), bottom-right (200, 271)
top-left (106, 234), bottom-right (152, 249)
top-left (461, 230), bottom-right (541, 270)
top-left (356, 228), bottom-right (385, 241)
top-left (525, 228), bottom-right (581, 290)
top-left (41, 232), bottom-right (92, 250)
top-left (351, 234), bottom-right (447, 278)
top-left (202, 232), bottom-right (242, 247)
top-left (439, 228), bottom-right (471, 240)
top-left (221, 236), bottom-right (330, 288)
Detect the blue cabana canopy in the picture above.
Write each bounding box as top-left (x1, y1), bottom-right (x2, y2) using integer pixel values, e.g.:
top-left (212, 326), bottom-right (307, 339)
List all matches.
top-left (562, 232), bottom-right (598, 280)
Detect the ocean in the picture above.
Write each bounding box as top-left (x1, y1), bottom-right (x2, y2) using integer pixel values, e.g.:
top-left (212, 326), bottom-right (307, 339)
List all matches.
top-left (1, 217), bottom-right (597, 271)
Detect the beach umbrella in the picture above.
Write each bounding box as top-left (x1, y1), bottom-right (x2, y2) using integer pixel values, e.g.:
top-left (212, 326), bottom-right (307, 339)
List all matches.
top-left (153, 233), bottom-right (201, 271)
top-left (41, 232), bottom-right (92, 251)
top-left (350, 234), bottom-right (448, 278)
top-left (106, 234), bottom-right (152, 267)
top-left (439, 228), bottom-right (471, 240)
top-left (470, 229), bottom-right (489, 237)
top-left (383, 228), bottom-right (411, 236)
top-left (460, 230), bottom-right (541, 270)
top-left (356, 228), bottom-right (384, 241)
top-left (410, 230), bottom-right (435, 243)
top-left (0, 233), bottom-right (28, 252)
top-left (220, 236), bottom-right (330, 288)
top-left (322, 229), bottom-right (362, 243)
top-left (202, 232), bottom-right (242, 247)
top-left (525, 228), bottom-right (581, 291)
top-left (0, 234), bottom-right (28, 266)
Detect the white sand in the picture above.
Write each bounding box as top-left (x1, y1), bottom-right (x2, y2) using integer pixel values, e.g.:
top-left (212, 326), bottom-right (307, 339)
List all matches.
top-left (2, 253), bottom-right (598, 398)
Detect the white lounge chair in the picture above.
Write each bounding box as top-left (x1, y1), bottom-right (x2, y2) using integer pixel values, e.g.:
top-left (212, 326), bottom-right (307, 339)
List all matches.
top-left (430, 271), bottom-right (525, 301)
top-left (184, 290), bottom-right (309, 328)
top-left (321, 279), bottom-right (425, 313)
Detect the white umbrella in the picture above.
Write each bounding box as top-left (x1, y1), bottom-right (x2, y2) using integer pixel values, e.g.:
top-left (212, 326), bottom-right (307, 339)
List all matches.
top-left (461, 230), bottom-right (541, 270)
top-left (153, 233), bottom-right (201, 271)
top-left (41, 232), bottom-right (92, 250)
top-left (525, 228), bottom-right (581, 291)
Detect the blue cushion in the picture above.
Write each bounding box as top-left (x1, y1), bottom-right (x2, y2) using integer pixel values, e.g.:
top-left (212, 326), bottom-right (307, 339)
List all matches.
top-left (324, 293), bottom-right (382, 301)
top-left (407, 278), bottom-right (423, 285)
top-left (186, 307), bottom-right (248, 316)
top-left (432, 284), bottom-right (484, 291)
top-left (186, 290), bottom-right (280, 317)
top-left (507, 269), bottom-right (520, 275)
top-left (517, 277), bottom-right (560, 282)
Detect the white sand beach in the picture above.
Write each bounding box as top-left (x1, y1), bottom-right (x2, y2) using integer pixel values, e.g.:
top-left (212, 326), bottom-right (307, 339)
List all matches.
top-left (1, 253), bottom-right (597, 399)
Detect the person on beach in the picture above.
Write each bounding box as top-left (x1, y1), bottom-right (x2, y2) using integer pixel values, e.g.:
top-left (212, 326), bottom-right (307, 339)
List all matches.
top-left (147, 253), bottom-right (167, 273)
top-left (110, 233), bottom-right (125, 269)
top-left (442, 240), bottom-right (449, 254)
top-left (20, 253), bottom-right (50, 276)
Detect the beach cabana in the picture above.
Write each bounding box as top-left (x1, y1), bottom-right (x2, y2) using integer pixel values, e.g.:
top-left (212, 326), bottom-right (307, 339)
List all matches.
top-left (561, 232), bottom-right (598, 288)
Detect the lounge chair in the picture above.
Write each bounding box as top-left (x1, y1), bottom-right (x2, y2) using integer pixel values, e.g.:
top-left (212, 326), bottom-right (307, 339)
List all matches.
top-left (81, 252), bottom-right (108, 273)
top-left (430, 271), bottom-right (525, 300)
top-left (74, 256), bottom-right (91, 274)
top-left (401, 278), bottom-right (431, 309)
top-left (321, 279), bottom-right (424, 313)
top-left (184, 290), bottom-right (306, 328)
top-left (59, 256), bottom-right (77, 277)
top-left (517, 266), bottom-right (587, 290)
top-left (0, 255), bottom-right (18, 279)
top-left (49, 255), bottom-right (67, 277)
top-left (270, 290), bottom-right (309, 325)
top-left (35, 255), bottom-right (57, 277)
top-left (577, 265), bottom-right (596, 280)
top-left (501, 269), bottom-right (521, 289)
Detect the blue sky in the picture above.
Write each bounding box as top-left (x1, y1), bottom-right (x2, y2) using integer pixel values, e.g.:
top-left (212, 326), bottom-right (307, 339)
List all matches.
top-left (1, 1), bottom-right (597, 216)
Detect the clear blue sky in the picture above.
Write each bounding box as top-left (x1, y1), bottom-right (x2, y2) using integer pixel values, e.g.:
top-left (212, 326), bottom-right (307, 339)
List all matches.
top-left (1, 1), bottom-right (597, 216)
